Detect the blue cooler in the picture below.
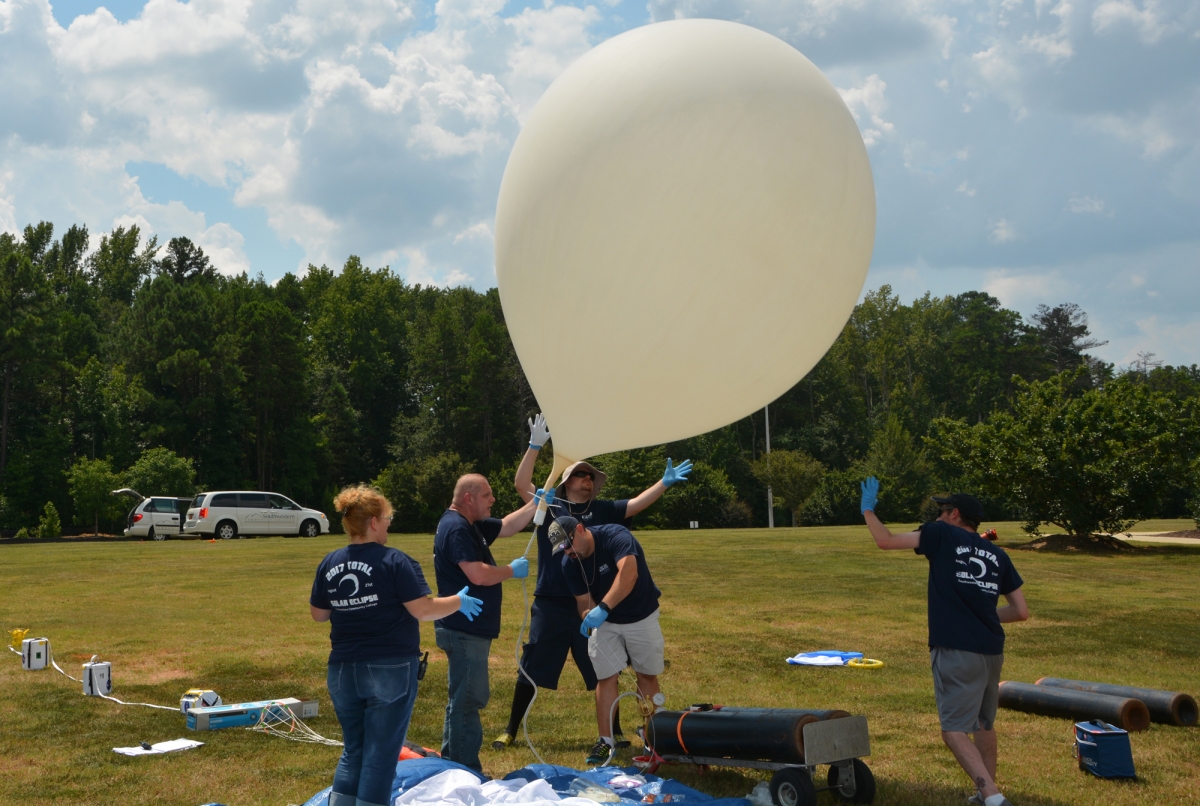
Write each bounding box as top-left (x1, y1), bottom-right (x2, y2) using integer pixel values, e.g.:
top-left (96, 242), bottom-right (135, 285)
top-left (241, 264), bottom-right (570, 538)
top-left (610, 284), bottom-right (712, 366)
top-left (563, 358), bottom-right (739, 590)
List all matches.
top-left (1074, 720), bottom-right (1135, 779)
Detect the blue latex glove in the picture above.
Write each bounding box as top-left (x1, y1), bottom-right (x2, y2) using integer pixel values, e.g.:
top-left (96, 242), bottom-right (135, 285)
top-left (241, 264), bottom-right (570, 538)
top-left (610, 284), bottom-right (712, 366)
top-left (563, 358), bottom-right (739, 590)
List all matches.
top-left (662, 458), bottom-right (693, 488)
top-left (580, 606), bottom-right (609, 636)
top-left (860, 476), bottom-right (880, 514)
top-left (510, 557), bottom-right (529, 579)
top-left (456, 586), bottom-right (483, 621)
top-left (533, 487), bottom-right (556, 507)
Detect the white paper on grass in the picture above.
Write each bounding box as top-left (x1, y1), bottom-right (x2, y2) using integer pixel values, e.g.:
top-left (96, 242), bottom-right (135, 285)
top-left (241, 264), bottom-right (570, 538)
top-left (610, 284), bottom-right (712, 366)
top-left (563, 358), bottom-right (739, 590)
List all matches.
top-left (393, 769), bottom-right (599, 806)
top-left (112, 738), bottom-right (204, 756)
top-left (496, 19), bottom-right (875, 464)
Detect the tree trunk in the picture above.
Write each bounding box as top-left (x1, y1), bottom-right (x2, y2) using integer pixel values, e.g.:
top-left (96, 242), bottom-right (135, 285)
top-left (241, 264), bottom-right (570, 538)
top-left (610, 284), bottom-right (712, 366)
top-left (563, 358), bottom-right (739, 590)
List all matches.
top-left (94, 510), bottom-right (99, 537)
top-left (0, 360), bottom-right (11, 484)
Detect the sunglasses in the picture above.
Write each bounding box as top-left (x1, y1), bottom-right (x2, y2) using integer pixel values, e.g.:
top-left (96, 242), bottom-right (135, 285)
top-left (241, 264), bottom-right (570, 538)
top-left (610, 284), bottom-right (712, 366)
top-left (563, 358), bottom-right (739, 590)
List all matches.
top-left (569, 471), bottom-right (594, 480)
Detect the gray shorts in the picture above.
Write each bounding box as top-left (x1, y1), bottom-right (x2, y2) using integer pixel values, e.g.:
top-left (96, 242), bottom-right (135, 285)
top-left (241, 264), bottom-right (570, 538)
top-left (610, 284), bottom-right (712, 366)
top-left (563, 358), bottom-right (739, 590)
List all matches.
top-left (930, 647), bottom-right (1003, 733)
top-left (589, 609), bottom-right (665, 680)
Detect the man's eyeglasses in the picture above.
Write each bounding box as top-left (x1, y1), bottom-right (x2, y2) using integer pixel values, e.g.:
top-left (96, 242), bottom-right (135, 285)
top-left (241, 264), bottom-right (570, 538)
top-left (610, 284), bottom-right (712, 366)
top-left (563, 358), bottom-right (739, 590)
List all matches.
top-left (570, 471), bottom-right (594, 480)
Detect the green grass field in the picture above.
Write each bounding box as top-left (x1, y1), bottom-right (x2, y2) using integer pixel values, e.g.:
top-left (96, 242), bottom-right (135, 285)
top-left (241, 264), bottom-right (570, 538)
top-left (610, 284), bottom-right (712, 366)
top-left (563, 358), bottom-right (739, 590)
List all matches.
top-left (3, 522), bottom-right (1199, 806)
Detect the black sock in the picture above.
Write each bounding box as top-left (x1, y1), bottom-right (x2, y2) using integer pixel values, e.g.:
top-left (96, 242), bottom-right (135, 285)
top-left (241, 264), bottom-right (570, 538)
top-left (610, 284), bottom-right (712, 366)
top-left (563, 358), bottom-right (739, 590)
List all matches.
top-left (613, 706), bottom-right (622, 735)
top-left (507, 679), bottom-right (537, 735)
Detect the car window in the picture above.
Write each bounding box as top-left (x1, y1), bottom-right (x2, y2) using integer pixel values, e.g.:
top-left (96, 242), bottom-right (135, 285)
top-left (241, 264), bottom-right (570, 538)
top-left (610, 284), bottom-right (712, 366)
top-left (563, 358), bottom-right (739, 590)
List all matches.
top-left (176, 499), bottom-right (192, 513)
top-left (210, 493), bottom-right (237, 507)
top-left (238, 492), bottom-right (269, 508)
top-left (192, 494), bottom-right (207, 508)
top-left (149, 498), bottom-right (175, 513)
top-left (269, 494), bottom-right (299, 510)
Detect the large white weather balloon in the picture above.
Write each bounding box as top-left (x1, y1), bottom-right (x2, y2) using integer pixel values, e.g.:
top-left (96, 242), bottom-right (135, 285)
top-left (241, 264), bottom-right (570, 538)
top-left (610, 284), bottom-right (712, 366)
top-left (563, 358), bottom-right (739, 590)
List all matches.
top-left (496, 19), bottom-right (875, 476)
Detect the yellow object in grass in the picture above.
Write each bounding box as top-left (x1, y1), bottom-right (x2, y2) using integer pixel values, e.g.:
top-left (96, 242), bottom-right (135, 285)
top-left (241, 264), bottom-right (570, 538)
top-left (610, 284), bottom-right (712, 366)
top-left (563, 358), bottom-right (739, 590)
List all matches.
top-left (847, 658), bottom-right (884, 669)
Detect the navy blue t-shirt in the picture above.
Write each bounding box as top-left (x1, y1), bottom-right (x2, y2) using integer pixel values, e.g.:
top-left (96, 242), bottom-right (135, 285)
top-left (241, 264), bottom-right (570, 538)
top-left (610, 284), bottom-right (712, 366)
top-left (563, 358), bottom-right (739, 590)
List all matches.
top-left (534, 497), bottom-right (629, 598)
top-left (433, 509), bottom-right (505, 638)
top-left (916, 520), bottom-right (1024, 655)
top-left (310, 542), bottom-right (431, 664)
top-left (562, 524), bottom-right (660, 624)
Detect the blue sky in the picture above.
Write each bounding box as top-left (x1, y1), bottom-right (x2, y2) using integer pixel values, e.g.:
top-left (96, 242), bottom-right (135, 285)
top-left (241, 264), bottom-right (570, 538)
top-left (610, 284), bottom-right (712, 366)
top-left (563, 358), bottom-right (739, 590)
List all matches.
top-left (2, 0), bottom-right (1198, 366)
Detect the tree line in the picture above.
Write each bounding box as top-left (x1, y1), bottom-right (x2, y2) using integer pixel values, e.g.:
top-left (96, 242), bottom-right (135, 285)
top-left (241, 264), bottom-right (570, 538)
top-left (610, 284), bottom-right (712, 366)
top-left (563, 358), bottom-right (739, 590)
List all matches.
top-left (3, 222), bottom-right (1197, 537)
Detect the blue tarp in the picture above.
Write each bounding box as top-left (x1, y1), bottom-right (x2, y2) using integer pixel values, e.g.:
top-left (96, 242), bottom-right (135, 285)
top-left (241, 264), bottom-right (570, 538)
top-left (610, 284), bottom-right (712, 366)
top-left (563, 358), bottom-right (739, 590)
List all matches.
top-left (304, 759), bottom-right (751, 806)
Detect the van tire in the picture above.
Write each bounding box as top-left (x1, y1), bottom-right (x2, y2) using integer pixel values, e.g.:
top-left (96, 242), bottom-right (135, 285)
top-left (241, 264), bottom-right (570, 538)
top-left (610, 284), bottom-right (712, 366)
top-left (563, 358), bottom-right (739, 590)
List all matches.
top-left (150, 527), bottom-right (164, 541)
top-left (300, 519), bottom-right (320, 538)
top-left (217, 521), bottom-right (238, 540)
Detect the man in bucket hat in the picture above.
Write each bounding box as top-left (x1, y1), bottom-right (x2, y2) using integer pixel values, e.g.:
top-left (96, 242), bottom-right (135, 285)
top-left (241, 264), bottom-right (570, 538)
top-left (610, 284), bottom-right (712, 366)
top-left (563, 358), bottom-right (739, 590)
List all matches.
top-left (860, 478), bottom-right (1029, 806)
top-left (492, 413), bottom-right (690, 754)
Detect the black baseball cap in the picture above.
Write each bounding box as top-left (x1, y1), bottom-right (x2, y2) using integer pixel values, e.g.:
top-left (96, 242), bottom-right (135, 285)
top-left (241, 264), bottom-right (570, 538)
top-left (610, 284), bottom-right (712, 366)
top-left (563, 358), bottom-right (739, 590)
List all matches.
top-left (932, 493), bottom-right (985, 526)
top-left (548, 515), bottom-right (580, 554)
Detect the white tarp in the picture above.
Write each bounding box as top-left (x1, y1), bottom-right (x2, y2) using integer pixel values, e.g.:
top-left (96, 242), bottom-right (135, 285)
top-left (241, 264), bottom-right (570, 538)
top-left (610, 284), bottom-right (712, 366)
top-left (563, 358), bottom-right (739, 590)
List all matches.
top-left (394, 770), bottom-right (603, 806)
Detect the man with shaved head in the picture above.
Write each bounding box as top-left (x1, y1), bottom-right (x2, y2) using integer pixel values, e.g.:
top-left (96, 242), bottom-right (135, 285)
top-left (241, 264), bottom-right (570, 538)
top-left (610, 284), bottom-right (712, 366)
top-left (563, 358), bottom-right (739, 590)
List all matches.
top-left (433, 474), bottom-right (535, 772)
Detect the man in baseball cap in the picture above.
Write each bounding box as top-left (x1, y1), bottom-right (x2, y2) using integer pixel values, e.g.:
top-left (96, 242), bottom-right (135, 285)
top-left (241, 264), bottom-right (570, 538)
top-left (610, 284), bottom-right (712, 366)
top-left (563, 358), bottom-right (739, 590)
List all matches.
top-left (859, 479), bottom-right (1028, 806)
top-left (553, 514), bottom-right (666, 767)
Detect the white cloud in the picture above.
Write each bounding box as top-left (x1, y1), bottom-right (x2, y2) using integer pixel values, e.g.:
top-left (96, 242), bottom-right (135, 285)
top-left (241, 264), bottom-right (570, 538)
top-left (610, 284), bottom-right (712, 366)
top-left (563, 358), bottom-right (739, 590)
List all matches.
top-left (990, 218), bottom-right (1017, 243)
top-left (1066, 194), bottom-right (1107, 213)
top-left (0, 170), bottom-right (16, 235)
top-left (838, 74), bottom-right (895, 146)
top-left (982, 269), bottom-right (1069, 307)
top-left (1092, 0), bottom-right (1176, 44)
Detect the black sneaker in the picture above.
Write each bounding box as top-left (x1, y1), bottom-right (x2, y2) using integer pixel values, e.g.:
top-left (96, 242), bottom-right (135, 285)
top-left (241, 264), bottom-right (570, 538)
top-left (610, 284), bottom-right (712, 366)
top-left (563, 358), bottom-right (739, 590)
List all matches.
top-left (585, 738), bottom-right (613, 766)
top-left (613, 731), bottom-right (631, 749)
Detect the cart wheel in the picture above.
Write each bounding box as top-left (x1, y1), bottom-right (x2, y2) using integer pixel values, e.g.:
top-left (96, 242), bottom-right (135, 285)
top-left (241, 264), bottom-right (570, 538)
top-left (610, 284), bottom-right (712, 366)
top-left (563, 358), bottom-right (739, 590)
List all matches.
top-left (826, 759), bottom-right (875, 804)
top-left (770, 768), bottom-right (816, 806)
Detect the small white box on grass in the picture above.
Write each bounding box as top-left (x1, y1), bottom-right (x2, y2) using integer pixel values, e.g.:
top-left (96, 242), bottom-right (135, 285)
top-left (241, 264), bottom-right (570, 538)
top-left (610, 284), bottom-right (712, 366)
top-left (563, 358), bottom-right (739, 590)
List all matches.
top-left (82, 660), bottom-right (112, 696)
top-left (21, 638), bottom-right (49, 670)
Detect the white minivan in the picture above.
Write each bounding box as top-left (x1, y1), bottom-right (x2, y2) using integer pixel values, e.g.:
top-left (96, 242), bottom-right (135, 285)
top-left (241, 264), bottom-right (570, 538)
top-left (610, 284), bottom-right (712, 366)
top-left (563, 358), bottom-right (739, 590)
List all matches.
top-left (183, 491), bottom-right (329, 539)
top-left (115, 490), bottom-right (193, 540)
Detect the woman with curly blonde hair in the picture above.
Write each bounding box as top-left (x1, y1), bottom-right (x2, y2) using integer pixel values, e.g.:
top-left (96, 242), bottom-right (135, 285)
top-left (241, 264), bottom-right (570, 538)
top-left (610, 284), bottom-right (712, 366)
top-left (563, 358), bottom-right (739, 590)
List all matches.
top-left (310, 485), bottom-right (482, 806)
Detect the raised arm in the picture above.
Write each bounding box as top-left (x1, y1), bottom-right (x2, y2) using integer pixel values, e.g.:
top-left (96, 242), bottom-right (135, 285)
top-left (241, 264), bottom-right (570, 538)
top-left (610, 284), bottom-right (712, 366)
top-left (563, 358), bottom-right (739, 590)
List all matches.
top-left (498, 496), bottom-right (537, 537)
top-left (861, 477), bottom-right (920, 550)
top-left (514, 415), bottom-right (549, 503)
top-left (865, 510), bottom-right (921, 550)
top-left (626, 458), bottom-right (692, 517)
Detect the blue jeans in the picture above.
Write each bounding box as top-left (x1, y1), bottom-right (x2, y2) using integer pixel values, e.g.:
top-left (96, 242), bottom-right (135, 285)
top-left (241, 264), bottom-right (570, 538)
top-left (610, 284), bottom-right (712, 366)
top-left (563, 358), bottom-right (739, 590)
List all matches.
top-left (327, 656), bottom-right (419, 806)
top-left (435, 626), bottom-right (492, 773)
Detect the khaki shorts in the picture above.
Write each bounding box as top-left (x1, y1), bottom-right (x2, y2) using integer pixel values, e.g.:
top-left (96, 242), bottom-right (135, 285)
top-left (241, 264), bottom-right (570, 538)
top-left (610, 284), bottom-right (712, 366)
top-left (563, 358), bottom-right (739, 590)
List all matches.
top-left (589, 609), bottom-right (664, 680)
top-left (931, 647), bottom-right (1003, 733)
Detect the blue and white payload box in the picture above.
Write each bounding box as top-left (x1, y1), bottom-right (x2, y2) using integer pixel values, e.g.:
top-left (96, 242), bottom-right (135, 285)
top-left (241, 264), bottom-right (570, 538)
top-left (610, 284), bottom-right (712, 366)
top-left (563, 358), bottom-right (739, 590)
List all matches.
top-left (186, 697), bottom-right (318, 731)
top-left (1075, 720), bottom-right (1136, 779)
top-left (21, 638), bottom-right (49, 670)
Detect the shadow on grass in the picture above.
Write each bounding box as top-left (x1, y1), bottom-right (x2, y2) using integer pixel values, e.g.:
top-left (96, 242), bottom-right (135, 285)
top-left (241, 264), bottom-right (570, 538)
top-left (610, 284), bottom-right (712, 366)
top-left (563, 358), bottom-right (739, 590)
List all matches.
top-left (878, 778), bottom-right (1115, 805)
top-left (1008, 534), bottom-right (1200, 555)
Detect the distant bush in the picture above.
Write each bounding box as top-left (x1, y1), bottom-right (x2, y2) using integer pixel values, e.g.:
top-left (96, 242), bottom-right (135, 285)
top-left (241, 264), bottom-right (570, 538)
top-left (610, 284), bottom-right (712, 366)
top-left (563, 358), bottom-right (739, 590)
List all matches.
top-left (38, 502), bottom-right (62, 540)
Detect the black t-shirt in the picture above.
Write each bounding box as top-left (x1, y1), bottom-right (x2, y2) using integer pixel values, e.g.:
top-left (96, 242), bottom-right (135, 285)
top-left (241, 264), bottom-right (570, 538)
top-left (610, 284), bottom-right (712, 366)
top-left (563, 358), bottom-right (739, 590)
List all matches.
top-left (562, 524), bottom-right (660, 624)
top-left (916, 520), bottom-right (1024, 655)
top-left (310, 542), bottom-right (431, 664)
top-left (433, 509), bottom-right (505, 638)
top-left (534, 497), bottom-right (629, 598)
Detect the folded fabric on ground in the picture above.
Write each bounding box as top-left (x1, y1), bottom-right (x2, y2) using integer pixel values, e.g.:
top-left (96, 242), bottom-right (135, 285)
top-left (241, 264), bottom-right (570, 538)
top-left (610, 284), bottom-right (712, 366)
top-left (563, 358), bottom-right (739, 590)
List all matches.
top-left (786, 650), bottom-right (864, 666)
top-left (302, 759), bottom-right (752, 806)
